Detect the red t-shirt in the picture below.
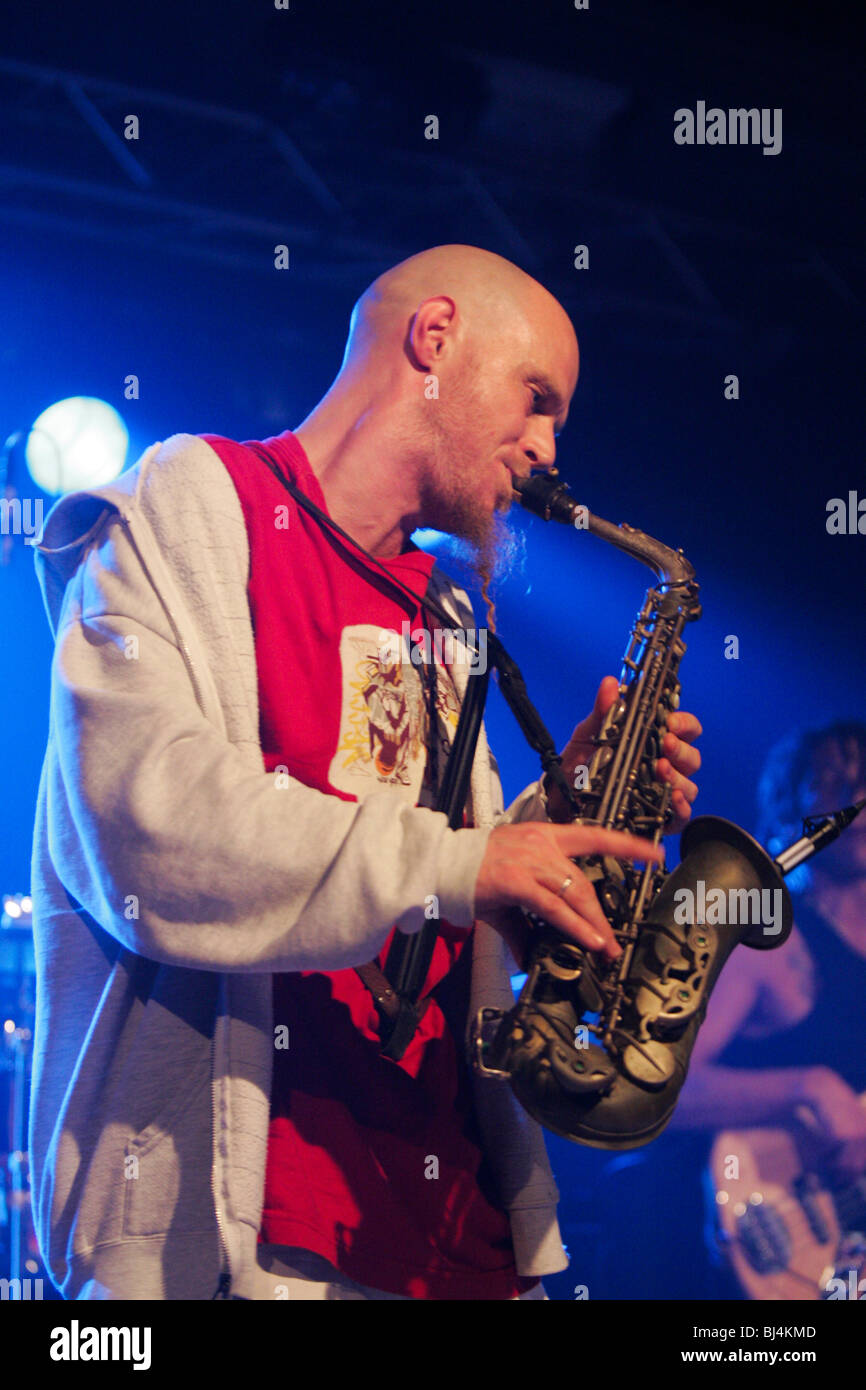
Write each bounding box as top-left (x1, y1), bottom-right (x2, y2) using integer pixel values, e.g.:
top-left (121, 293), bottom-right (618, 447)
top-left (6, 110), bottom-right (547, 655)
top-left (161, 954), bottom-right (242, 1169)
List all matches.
top-left (203, 429), bottom-right (533, 1299)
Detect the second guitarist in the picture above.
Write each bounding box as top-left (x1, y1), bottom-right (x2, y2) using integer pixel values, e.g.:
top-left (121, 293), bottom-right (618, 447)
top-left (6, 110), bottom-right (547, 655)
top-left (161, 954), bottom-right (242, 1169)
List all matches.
top-left (671, 720), bottom-right (866, 1298)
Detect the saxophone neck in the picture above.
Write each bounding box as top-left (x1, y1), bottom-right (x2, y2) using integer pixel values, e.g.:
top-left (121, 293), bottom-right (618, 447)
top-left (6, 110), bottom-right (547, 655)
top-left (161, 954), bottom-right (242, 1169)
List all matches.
top-left (513, 470), bottom-right (699, 595)
top-left (586, 512), bottom-right (698, 593)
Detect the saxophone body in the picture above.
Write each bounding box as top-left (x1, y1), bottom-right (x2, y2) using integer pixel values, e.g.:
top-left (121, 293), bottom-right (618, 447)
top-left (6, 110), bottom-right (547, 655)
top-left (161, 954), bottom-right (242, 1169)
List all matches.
top-left (471, 472), bottom-right (794, 1149)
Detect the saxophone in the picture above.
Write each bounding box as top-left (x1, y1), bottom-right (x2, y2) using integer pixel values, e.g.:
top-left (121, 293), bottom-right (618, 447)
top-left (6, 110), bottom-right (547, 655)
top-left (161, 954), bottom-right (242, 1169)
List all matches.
top-left (471, 470), bottom-right (795, 1149)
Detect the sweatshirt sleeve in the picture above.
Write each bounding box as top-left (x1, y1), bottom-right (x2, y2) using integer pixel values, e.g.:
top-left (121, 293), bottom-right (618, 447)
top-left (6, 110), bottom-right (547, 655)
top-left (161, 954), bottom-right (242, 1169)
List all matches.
top-left (45, 512), bottom-right (492, 974)
top-left (500, 781), bottom-right (552, 824)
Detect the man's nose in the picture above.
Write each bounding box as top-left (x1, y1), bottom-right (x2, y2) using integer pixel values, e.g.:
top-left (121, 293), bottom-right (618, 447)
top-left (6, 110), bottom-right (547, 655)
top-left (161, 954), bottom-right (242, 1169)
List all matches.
top-left (522, 421), bottom-right (557, 472)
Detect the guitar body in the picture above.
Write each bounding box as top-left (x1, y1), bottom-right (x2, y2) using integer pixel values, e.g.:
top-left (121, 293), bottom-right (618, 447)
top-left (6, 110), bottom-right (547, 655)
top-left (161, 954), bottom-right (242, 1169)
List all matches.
top-left (710, 1114), bottom-right (866, 1300)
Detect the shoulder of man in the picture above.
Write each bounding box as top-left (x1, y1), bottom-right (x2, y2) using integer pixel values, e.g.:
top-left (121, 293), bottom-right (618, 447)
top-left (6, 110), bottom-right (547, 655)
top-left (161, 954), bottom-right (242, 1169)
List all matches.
top-left (132, 432), bottom-right (242, 535)
top-left (36, 432), bottom-right (238, 552)
top-left (34, 433), bottom-right (249, 629)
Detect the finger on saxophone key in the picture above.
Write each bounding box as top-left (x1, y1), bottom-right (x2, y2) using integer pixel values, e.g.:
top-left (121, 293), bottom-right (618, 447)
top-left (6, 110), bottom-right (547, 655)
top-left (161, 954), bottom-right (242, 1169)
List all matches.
top-left (551, 824), bottom-right (665, 866)
top-left (547, 871), bottom-right (619, 958)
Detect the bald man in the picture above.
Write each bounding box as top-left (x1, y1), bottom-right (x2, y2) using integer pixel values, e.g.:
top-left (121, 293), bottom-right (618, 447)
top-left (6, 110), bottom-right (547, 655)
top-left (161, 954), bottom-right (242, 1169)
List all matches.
top-left (29, 244), bottom-right (701, 1301)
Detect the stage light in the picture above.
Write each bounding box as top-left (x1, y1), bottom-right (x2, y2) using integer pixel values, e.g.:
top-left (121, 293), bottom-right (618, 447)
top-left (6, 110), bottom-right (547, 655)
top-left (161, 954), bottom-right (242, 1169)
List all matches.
top-left (25, 397), bottom-right (129, 495)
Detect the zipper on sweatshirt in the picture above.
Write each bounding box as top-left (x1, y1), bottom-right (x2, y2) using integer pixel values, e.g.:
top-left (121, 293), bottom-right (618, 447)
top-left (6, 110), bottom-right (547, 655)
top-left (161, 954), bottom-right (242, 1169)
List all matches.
top-left (211, 1178), bottom-right (232, 1298)
top-left (210, 1032), bottom-right (234, 1299)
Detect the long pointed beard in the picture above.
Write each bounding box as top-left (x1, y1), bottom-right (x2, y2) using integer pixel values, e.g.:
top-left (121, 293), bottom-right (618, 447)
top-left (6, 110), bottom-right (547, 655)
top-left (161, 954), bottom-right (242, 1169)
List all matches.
top-left (433, 511), bottom-right (525, 632)
top-left (416, 418), bottom-right (524, 628)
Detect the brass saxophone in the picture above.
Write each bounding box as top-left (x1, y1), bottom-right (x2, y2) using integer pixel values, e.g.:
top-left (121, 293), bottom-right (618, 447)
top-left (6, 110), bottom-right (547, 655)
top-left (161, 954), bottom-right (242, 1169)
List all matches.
top-left (471, 471), bottom-right (795, 1149)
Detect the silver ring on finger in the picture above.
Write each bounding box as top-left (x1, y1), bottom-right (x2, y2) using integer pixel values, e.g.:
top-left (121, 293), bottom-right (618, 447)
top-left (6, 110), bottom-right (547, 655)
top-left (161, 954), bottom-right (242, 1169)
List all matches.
top-left (557, 875), bottom-right (574, 898)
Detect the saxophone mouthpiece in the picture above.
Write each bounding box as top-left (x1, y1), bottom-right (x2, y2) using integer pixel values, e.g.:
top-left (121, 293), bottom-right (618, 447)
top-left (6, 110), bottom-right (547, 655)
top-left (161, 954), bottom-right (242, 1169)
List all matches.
top-left (512, 471), bottom-right (584, 525)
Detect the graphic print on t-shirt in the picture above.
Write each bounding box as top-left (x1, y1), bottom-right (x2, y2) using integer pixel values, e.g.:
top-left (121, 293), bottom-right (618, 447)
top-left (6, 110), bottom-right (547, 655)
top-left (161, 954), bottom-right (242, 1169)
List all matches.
top-left (328, 624), bottom-right (460, 802)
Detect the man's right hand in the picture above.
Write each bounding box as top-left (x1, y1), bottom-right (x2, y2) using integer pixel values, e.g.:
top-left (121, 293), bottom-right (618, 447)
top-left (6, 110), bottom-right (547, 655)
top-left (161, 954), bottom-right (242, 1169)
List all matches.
top-left (473, 822), bottom-right (664, 967)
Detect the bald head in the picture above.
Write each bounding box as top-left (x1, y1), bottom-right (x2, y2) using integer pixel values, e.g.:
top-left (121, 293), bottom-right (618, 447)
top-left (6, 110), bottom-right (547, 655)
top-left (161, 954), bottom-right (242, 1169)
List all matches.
top-left (294, 244), bottom-right (579, 573)
top-left (344, 244), bottom-right (577, 379)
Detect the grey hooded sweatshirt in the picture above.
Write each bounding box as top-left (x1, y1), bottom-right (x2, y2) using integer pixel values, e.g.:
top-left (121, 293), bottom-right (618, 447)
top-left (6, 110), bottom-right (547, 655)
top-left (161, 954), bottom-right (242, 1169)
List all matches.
top-left (28, 433), bottom-right (567, 1300)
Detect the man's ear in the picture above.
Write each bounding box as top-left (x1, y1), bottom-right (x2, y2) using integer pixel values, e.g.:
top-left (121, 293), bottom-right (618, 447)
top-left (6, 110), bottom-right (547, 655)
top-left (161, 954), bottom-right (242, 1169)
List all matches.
top-left (408, 295), bottom-right (457, 371)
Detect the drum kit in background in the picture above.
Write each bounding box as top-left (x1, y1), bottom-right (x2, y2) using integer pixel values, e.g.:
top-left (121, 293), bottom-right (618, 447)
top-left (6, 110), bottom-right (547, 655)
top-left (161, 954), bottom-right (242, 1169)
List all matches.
top-left (0, 891), bottom-right (57, 1297)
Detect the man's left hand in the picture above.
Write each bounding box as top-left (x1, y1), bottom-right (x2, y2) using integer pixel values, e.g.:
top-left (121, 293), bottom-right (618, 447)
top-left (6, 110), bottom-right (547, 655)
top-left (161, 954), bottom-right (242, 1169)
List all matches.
top-left (549, 675), bottom-right (703, 835)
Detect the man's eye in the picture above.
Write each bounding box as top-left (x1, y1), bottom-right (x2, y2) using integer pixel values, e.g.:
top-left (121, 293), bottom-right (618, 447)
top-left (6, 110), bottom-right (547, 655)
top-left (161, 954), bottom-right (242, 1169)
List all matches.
top-left (530, 390), bottom-right (543, 408)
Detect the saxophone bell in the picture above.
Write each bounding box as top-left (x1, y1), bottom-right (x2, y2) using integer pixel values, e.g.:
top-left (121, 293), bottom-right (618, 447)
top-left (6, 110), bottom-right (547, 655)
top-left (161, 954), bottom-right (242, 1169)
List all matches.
top-left (473, 816), bottom-right (796, 1150)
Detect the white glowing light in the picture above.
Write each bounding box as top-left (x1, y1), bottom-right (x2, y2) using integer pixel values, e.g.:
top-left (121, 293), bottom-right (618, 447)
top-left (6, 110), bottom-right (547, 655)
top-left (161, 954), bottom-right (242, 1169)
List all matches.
top-left (26, 397), bottom-right (129, 495)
